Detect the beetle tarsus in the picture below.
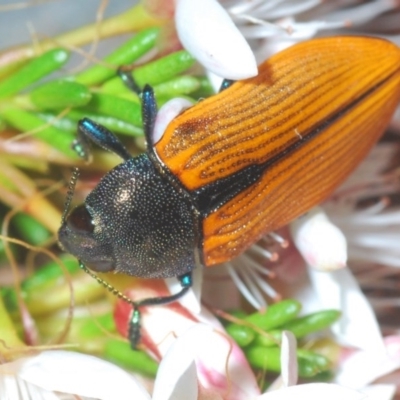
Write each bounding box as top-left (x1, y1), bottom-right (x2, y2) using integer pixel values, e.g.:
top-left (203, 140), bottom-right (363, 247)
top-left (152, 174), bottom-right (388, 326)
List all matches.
top-left (117, 67), bottom-right (142, 95)
top-left (128, 308), bottom-right (142, 349)
top-left (219, 79), bottom-right (234, 92)
top-left (128, 272), bottom-right (193, 348)
top-left (117, 68), bottom-right (157, 152)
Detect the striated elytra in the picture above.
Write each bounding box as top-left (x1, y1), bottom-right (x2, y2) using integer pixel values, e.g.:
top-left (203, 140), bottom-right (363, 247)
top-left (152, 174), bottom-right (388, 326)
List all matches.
top-left (156, 36), bottom-right (400, 266)
top-left (58, 36), bottom-right (400, 347)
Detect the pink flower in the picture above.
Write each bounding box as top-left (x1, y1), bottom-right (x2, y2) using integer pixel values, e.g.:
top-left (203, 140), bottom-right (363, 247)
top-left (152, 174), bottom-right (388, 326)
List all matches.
top-left (114, 286), bottom-right (366, 399)
top-left (114, 278), bottom-right (261, 399)
top-left (334, 335), bottom-right (400, 399)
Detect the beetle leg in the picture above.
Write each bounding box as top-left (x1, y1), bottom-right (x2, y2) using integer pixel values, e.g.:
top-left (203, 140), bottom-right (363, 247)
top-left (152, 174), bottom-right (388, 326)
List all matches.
top-left (117, 67), bottom-right (142, 95)
top-left (117, 68), bottom-right (158, 152)
top-left (75, 118), bottom-right (132, 161)
top-left (140, 84), bottom-right (158, 153)
top-left (79, 258), bottom-right (193, 349)
top-left (137, 272), bottom-right (193, 308)
top-left (219, 79), bottom-right (234, 92)
top-left (128, 272), bottom-right (193, 348)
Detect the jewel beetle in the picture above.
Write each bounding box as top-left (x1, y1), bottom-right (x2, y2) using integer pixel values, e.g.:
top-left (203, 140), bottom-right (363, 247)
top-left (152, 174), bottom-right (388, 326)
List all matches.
top-left (58, 36), bottom-right (400, 347)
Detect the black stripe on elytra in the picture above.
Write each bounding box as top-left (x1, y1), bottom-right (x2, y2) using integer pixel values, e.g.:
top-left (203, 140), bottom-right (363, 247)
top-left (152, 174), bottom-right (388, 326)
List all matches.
top-left (192, 68), bottom-right (398, 217)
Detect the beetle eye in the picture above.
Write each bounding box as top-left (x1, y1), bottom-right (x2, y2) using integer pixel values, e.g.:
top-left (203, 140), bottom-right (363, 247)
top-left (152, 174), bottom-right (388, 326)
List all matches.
top-left (67, 205), bottom-right (94, 234)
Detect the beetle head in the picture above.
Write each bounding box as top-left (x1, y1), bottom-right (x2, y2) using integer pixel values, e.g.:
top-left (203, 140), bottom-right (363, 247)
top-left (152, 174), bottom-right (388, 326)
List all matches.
top-left (58, 154), bottom-right (197, 279)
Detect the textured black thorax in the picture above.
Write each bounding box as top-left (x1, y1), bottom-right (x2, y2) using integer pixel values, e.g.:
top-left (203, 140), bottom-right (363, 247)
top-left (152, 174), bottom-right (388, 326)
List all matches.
top-left (86, 154), bottom-right (197, 278)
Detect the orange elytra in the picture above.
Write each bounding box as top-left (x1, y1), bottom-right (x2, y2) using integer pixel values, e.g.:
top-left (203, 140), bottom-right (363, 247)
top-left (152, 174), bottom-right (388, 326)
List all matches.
top-left (156, 36), bottom-right (400, 266)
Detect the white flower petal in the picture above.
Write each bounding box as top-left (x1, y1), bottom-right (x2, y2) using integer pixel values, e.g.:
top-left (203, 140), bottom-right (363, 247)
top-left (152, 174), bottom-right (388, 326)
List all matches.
top-left (308, 267), bottom-right (384, 352)
top-left (153, 97), bottom-right (193, 144)
top-left (334, 336), bottom-right (400, 390)
top-left (280, 331), bottom-right (297, 387)
top-left (259, 383), bottom-right (365, 399)
top-left (360, 384), bottom-right (396, 400)
top-left (143, 320), bottom-right (260, 398)
top-left (154, 360), bottom-right (197, 400)
top-left (190, 265), bottom-right (204, 307)
top-left (187, 324), bottom-right (260, 397)
top-left (290, 207), bottom-right (347, 271)
top-left (0, 358), bottom-right (60, 400)
top-left (152, 328), bottom-right (199, 400)
top-left (18, 351), bottom-right (150, 400)
top-left (175, 0), bottom-right (257, 79)
top-left (206, 70), bottom-right (224, 93)
top-left (164, 272), bottom-right (201, 315)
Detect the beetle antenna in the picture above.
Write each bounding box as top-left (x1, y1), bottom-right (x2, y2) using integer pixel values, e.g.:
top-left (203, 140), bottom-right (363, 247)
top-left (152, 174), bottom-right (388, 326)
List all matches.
top-left (78, 260), bottom-right (143, 348)
top-left (78, 260), bottom-right (137, 306)
top-left (61, 167), bottom-right (80, 225)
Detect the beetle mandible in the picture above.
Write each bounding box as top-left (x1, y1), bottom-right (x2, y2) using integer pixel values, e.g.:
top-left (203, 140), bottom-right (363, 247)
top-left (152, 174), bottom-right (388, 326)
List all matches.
top-left (58, 36), bottom-right (400, 346)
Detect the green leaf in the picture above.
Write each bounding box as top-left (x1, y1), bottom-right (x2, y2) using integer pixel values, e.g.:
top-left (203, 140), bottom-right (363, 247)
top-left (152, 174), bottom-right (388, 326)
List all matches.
top-left (226, 323), bottom-right (256, 347)
top-left (66, 110), bottom-right (143, 136)
top-left (85, 93), bottom-right (142, 126)
top-left (245, 299), bottom-right (302, 330)
top-left (0, 49), bottom-right (69, 99)
top-left (21, 257), bottom-right (79, 292)
top-left (281, 310), bottom-right (341, 338)
top-left (13, 213), bottom-right (51, 246)
top-left (246, 346), bottom-right (330, 377)
top-left (153, 76), bottom-right (201, 97)
top-left (76, 28), bottom-right (160, 86)
top-left (30, 80), bottom-right (91, 109)
top-left (103, 50), bottom-right (196, 92)
top-left (134, 50), bottom-right (196, 87)
top-left (0, 106), bottom-right (76, 158)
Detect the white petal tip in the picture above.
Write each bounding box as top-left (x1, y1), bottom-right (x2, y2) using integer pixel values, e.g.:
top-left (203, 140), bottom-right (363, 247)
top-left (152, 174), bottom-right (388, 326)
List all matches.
top-left (153, 98), bottom-right (193, 144)
top-left (175, 0), bottom-right (257, 79)
top-left (290, 207), bottom-right (348, 272)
